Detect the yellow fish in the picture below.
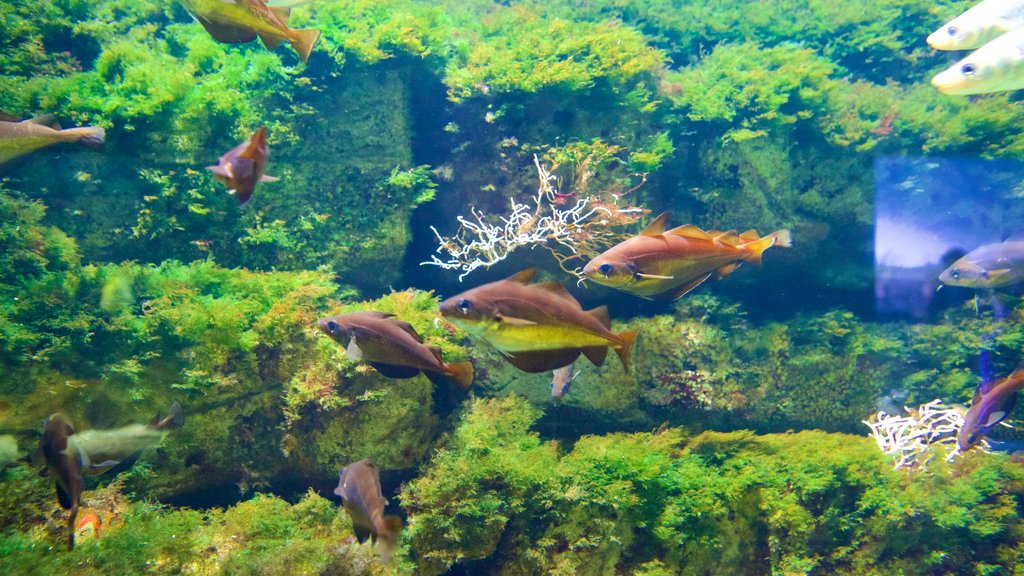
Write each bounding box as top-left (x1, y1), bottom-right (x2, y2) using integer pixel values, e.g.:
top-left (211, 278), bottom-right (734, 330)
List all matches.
top-left (179, 0), bottom-right (321, 63)
top-left (0, 115), bottom-right (104, 166)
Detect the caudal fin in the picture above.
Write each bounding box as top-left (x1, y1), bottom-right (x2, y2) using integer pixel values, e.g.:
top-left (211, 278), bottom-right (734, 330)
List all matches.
top-left (443, 361), bottom-right (475, 391)
top-left (613, 329), bottom-right (640, 371)
top-left (66, 126), bottom-right (105, 150)
top-left (740, 229), bottom-right (791, 266)
top-left (290, 28), bottom-right (322, 63)
top-left (150, 401), bottom-right (184, 430)
top-left (377, 515), bottom-right (403, 562)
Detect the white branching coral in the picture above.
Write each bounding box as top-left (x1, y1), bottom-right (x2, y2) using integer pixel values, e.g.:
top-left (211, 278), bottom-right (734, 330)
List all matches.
top-left (422, 154), bottom-right (647, 281)
top-left (863, 400), bottom-right (980, 471)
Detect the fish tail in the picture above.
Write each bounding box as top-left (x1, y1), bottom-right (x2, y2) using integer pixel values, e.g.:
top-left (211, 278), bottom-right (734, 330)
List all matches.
top-left (613, 329), bottom-right (640, 371)
top-left (149, 401), bottom-right (184, 430)
top-left (377, 515), bottom-right (403, 561)
top-left (65, 126), bottom-right (105, 150)
top-left (290, 28), bottom-right (322, 64)
top-left (443, 361), bottom-right (475, 391)
top-left (740, 229), bottom-right (791, 265)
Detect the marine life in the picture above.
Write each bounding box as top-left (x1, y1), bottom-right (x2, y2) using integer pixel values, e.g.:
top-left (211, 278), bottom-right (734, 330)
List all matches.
top-left (75, 512), bottom-right (103, 540)
top-left (333, 459), bottom-right (402, 560)
top-left (318, 311), bottom-right (474, 389)
top-left (551, 363), bottom-right (580, 399)
top-left (958, 368), bottom-right (1024, 452)
top-left (178, 0), bottom-right (321, 63)
top-left (931, 27), bottom-right (1024, 94)
top-left (206, 126), bottom-right (279, 207)
top-left (939, 237), bottom-right (1024, 288)
top-left (583, 213), bottom-right (792, 300)
top-left (35, 403), bottom-right (183, 549)
top-left (0, 115), bottom-right (104, 166)
top-left (927, 0), bottom-right (1024, 50)
top-left (438, 269), bottom-right (639, 373)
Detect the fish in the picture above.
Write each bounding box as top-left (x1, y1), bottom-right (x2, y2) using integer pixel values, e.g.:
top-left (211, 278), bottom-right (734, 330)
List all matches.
top-left (927, 0), bottom-right (1024, 50)
top-left (551, 362), bottom-right (580, 400)
top-left (0, 115), bottom-right (104, 166)
top-left (178, 0), bottom-right (321, 63)
top-left (36, 402), bottom-right (183, 549)
top-left (317, 311), bottom-right (474, 390)
top-left (958, 368), bottom-right (1024, 452)
top-left (939, 237), bottom-right (1024, 288)
top-left (931, 27), bottom-right (1024, 94)
top-left (333, 459), bottom-right (402, 560)
top-left (438, 269), bottom-right (639, 373)
top-left (207, 126), bottom-right (279, 207)
top-left (582, 213), bottom-right (792, 301)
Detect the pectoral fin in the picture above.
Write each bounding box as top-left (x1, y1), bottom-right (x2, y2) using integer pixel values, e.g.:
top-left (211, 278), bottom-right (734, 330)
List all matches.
top-left (259, 175), bottom-right (280, 182)
top-left (635, 273), bottom-right (674, 280)
top-left (984, 410), bottom-right (1008, 427)
top-left (666, 273), bottom-right (713, 301)
top-left (497, 315), bottom-right (537, 327)
top-left (714, 263), bottom-right (740, 279)
top-left (346, 337), bottom-right (363, 361)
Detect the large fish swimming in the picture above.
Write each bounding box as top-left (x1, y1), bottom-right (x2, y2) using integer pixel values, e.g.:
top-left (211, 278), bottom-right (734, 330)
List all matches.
top-left (317, 311), bottom-right (474, 389)
top-left (333, 459), bottom-right (402, 560)
top-left (438, 269), bottom-right (638, 373)
top-left (939, 237), bottom-right (1024, 288)
top-left (0, 115), bottom-right (104, 166)
top-left (931, 26), bottom-right (1024, 94)
top-left (582, 213), bottom-right (791, 301)
top-left (178, 0), bottom-right (321, 63)
top-left (928, 0), bottom-right (1024, 51)
top-left (958, 368), bottom-right (1024, 452)
top-left (36, 403), bottom-right (183, 549)
top-left (207, 126), bottom-right (279, 207)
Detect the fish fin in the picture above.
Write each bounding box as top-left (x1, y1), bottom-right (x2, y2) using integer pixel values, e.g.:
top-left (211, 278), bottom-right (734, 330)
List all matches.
top-left (379, 515), bottom-right (402, 555)
top-left (712, 230), bottom-right (740, 246)
top-left (985, 411), bottom-right (1009, 427)
top-left (503, 349), bottom-right (581, 373)
top-left (739, 229), bottom-right (760, 242)
top-left (770, 229), bottom-right (792, 248)
top-left (258, 32), bottom-right (285, 51)
top-left (149, 401), bottom-right (183, 430)
top-left (640, 213), bottom-right (669, 236)
top-left (352, 522), bottom-right (373, 544)
top-left (368, 362), bottom-right (421, 379)
top-left (667, 273), bottom-right (713, 300)
top-left (635, 272), bottom-right (674, 280)
top-left (667, 224), bottom-right (713, 240)
top-left (85, 460), bottom-right (121, 475)
top-left (496, 315), bottom-right (537, 327)
top-left (24, 114), bottom-right (59, 128)
top-left (269, 5), bottom-right (291, 25)
top-left (56, 483), bottom-right (74, 509)
top-left (714, 262), bottom-right (741, 279)
top-left (533, 281), bottom-right (576, 302)
top-left (739, 230), bottom-right (787, 265)
top-left (194, 17), bottom-right (258, 44)
top-left (581, 346), bottom-right (608, 367)
top-left (385, 318), bottom-right (423, 342)
top-left (586, 305), bottom-right (611, 329)
top-left (346, 337), bottom-right (364, 361)
top-left (614, 329), bottom-right (639, 371)
top-left (236, 189), bottom-right (254, 207)
top-left (442, 361), bottom-right (474, 390)
top-left (65, 126), bottom-right (104, 149)
top-left (259, 174), bottom-right (280, 182)
top-left (428, 345), bottom-right (444, 364)
top-left (207, 164), bottom-right (230, 177)
top-left (289, 28), bottom-right (322, 64)
top-left (505, 269), bottom-right (537, 283)
top-left (0, 112), bottom-right (22, 122)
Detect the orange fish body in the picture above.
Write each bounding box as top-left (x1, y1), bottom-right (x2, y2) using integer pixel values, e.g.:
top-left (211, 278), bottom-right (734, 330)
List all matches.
top-left (207, 126), bottom-right (279, 206)
top-left (318, 311), bottom-right (474, 389)
top-left (583, 213), bottom-right (791, 300)
top-left (179, 0), bottom-right (321, 63)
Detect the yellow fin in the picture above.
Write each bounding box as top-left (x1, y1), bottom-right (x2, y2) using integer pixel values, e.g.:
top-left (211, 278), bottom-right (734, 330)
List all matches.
top-left (505, 269), bottom-right (537, 283)
top-left (289, 28), bottom-right (321, 64)
top-left (715, 262), bottom-right (740, 279)
top-left (739, 229), bottom-right (760, 242)
top-left (667, 224), bottom-right (713, 240)
top-left (713, 230), bottom-right (740, 246)
top-left (670, 273), bottom-right (713, 300)
top-left (259, 32), bottom-right (285, 51)
top-left (640, 213), bottom-right (669, 236)
top-left (270, 5), bottom-right (291, 25)
top-left (587, 305), bottom-right (611, 329)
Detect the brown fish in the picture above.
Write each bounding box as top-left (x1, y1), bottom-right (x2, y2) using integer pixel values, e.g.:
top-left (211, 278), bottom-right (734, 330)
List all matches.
top-left (178, 0), bottom-right (321, 63)
top-left (333, 459), bottom-right (402, 559)
top-left (318, 311), bottom-right (474, 390)
top-left (958, 368), bottom-right (1024, 452)
top-left (0, 115), bottom-right (104, 166)
top-left (207, 126), bottom-right (279, 206)
top-left (583, 213), bottom-right (792, 300)
top-left (438, 269), bottom-right (639, 373)
top-left (551, 362), bottom-right (579, 400)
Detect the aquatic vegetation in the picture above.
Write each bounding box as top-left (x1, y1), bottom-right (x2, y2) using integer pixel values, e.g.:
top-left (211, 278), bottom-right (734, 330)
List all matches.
top-left (864, 400), bottom-right (969, 470)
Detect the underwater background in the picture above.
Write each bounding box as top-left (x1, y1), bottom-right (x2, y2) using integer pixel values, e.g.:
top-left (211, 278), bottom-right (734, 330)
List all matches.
top-left (3, 0), bottom-right (1024, 574)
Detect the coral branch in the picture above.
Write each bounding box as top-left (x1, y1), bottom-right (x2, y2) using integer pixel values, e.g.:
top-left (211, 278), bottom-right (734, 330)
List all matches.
top-left (862, 400), bottom-right (986, 471)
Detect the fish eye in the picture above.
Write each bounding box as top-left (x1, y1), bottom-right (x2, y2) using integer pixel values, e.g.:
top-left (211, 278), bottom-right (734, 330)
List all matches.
top-left (961, 63), bottom-right (976, 77)
top-left (326, 320), bottom-right (339, 332)
top-left (457, 298), bottom-right (473, 312)
top-left (946, 26), bottom-right (958, 37)
top-left (950, 268), bottom-right (961, 279)
top-left (598, 263), bottom-right (614, 276)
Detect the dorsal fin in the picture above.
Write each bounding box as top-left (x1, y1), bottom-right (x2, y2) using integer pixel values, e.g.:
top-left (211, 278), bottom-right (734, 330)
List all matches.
top-left (713, 230), bottom-right (741, 246)
top-left (505, 269), bottom-right (537, 283)
top-left (640, 213), bottom-right (669, 236)
top-left (389, 319), bottom-right (424, 343)
top-left (533, 281), bottom-right (577, 302)
top-left (587, 305), bottom-right (611, 329)
top-left (667, 224), bottom-right (713, 240)
top-left (24, 114), bottom-right (59, 128)
top-left (269, 5), bottom-right (291, 25)
top-left (739, 229), bottom-right (760, 242)
top-left (240, 127), bottom-right (267, 159)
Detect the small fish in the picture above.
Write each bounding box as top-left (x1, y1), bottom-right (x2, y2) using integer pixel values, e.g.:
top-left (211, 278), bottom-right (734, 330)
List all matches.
top-left (0, 115), bottom-right (104, 166)
top-left (927, 0), bottom-right (1024, 51)
top-left (35, 403), bottom-right (183, 549)
top-left (333, 459), bottom-right (402, 560)
top-left (551, 363), bottom-right (580, 400)
top-left (931, 27), bottom-right (1024, 94)
top-left (207, 126), bottom-right (279, 207)
top-left (583, 213), bottom-right (792, 301)
top-left (178, 0), bottom-right (321, 63)
top-left (318, 311), bottom-right (474, 389)
top-left (958, 368), bottom-right (1024, 452)
top-left (438, 269), bottom-right (639, 373)
top-left (939, 237), bottom-right (1024, 288)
